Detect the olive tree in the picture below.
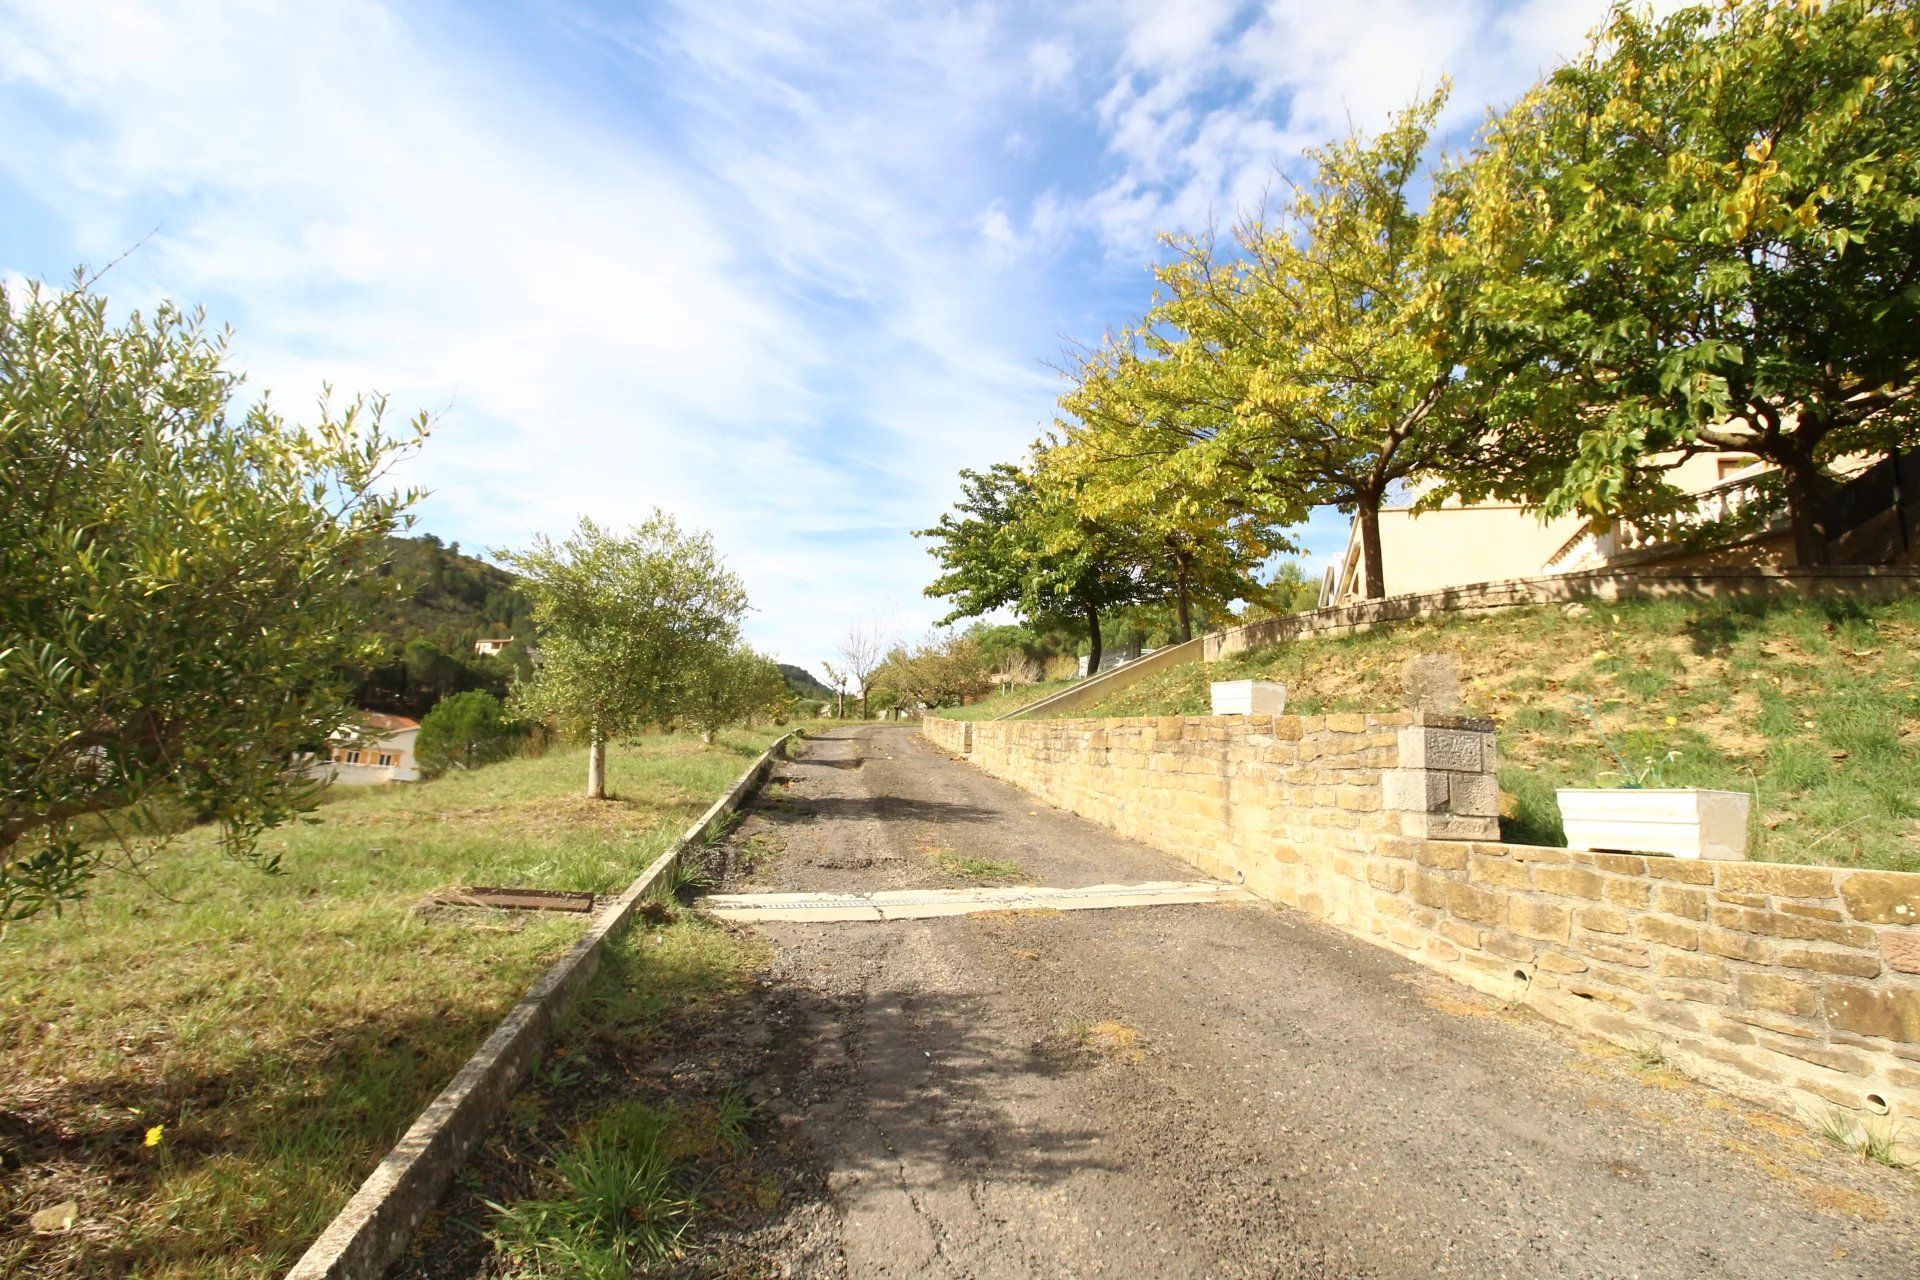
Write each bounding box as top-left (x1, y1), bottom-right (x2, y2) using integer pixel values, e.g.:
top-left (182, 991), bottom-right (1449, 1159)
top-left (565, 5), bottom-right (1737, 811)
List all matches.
top-left (680, 644), bottom-right (788, 743)
top-left (0, 277), bottom-right (422, 920)
top-left (502, 514), bottom-right (747, 798)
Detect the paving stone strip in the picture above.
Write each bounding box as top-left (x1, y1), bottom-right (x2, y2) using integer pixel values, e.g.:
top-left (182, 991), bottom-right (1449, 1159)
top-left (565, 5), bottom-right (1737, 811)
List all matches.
top-left (701, 879), bottom-right (1259, 921)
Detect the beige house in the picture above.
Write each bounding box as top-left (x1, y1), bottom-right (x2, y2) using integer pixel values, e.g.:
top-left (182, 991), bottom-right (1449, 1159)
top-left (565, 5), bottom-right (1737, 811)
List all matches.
top-left (316, 712), bottom-right (422, 785)
top-left (1324, 451), bottom-right (1778, 606)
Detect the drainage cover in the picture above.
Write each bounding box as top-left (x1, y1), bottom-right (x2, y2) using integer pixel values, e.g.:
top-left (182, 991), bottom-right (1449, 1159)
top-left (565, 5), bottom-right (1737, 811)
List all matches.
top-left (699, 880), bottom-right (1257, 922)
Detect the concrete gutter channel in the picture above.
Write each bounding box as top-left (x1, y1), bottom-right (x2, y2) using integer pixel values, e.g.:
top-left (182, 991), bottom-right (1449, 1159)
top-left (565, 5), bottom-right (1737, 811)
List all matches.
top-left (284, 732), bottom-right (795, 1280)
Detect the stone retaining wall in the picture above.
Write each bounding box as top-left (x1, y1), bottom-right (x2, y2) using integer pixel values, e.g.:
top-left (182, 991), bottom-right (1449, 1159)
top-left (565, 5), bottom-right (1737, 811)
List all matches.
top-left (922, 716), bottom-right (971, 755)
top-left (929, 714), bottom-right (1920, 1153)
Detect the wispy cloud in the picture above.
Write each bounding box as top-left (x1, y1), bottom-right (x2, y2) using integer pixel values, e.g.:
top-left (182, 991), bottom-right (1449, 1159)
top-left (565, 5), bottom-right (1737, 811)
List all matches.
top-left (1, 0), bottom-right (1620, 672)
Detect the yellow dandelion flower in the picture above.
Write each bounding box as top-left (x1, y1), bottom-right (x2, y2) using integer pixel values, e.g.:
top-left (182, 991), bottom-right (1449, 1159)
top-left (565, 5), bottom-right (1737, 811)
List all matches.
top-left (144, 1124), bottom-right (165, 1148)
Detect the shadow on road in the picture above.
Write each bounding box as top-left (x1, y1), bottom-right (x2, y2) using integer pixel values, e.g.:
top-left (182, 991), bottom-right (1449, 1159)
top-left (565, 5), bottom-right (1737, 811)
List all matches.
top-left (756, 978), bottom-right (1123, 1192)
top-left (752, 794), bottom-right (1002, 826)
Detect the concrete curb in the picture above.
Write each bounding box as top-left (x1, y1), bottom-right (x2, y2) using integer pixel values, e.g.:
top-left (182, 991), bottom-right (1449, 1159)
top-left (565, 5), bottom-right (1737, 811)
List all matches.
top-left (284, 732), bottom-right (796, 1280)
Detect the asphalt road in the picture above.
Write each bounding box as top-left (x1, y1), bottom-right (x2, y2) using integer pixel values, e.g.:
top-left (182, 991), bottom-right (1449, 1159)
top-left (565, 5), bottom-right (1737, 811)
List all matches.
top-left (695, 724), bottom-right (1919, 1279)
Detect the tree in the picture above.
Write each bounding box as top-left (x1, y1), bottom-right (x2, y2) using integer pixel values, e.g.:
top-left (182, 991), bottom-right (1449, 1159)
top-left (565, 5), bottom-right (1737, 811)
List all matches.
top-left (1146, 89), bottom-right (1487, 599)
top-left (0, 277), bottom-right (421, 920)
top-left (1450, 0), bottom-right (1920, 563)
top-left (415, 691), bottom-right (518, 775)
top-left (681, 645), bottom-right (788, 743)
top-left (1047, 342), bottom-right (1296, 639)
top-left (918, 462), bottom-right (1153, 673)
top-left (872, 632), bottom-right (992, 710)
top-left (501, 514), bottom-right (746, 799)
top-left (835, 618), bottom-right (891, 719)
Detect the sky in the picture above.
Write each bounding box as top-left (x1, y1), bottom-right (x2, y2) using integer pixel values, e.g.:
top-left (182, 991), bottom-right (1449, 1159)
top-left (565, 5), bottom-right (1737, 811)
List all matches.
top-left (0, 0), bottom-right (1621, 677)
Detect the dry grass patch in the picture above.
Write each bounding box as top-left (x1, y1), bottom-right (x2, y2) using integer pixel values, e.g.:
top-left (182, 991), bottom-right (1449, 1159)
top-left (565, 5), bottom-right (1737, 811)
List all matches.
top-left (1066, 1019), bottom-right (1148, 1064)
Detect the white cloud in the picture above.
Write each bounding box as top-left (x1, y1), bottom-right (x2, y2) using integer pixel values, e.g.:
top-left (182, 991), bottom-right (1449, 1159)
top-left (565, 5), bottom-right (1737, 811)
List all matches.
top-left (1027, 38), bottom-right (1075, 91)
top-left (0, 0), bottom-right (1642, 669)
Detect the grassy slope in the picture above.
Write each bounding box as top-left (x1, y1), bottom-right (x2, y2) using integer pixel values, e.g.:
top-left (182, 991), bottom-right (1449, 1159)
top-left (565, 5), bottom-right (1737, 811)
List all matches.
top-left (0, 727), bottom-right (787, 1280)
top-left (1070, 596), bottom-right (1920, 873)
top-left (940, 679), bottom-right (1077, 722)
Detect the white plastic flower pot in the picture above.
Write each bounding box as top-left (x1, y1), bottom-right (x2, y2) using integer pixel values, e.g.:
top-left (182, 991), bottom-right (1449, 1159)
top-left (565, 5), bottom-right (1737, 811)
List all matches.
top-left (1555, 787), bottom-right (1751, 860)
top-left (1210, 680), bottom-right (1287, 716)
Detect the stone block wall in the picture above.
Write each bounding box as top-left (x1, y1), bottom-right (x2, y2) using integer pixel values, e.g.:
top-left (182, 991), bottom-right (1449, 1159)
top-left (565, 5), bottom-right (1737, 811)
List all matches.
top-left (922, 716), bottom-right (971, 755)
top-left (926, 713), bottom-right (1920, 1152)
top-left (1203, 565), bottom-right (1920, 661)
top-left (1352, 840), bottom-right (1917, 1141)
top-left (956, 713), bottom-right (1496, 905)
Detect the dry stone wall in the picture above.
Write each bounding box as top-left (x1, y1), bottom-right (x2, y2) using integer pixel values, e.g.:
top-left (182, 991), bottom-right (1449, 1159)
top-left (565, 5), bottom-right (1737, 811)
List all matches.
top-left (926, 713), bottom-right (1920, 1152)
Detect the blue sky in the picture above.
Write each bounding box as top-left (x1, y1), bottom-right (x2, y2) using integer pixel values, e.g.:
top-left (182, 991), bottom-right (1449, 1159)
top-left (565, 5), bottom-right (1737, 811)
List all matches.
top-left (0, 0), bottom-right (1618, 675)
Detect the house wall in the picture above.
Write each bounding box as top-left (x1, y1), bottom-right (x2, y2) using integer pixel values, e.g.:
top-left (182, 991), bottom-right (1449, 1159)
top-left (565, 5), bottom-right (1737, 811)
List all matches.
top-left (1342, 503), bottom-right (1584, 602)
top-left (1332, 452), bottom-right (1764, 605)
top-left (927, 712), bottom-right (1920, 1155)
top-left (325, 727), bottom-right (421, 785)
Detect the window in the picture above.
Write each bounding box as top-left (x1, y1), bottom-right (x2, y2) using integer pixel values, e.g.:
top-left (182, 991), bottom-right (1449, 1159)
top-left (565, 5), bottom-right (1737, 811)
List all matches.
top-left (377, 754), bottom-right (394, 767)
top-left (1717, 457), bottom-right (1752, 481)
top-left (344, 750), bottom-right (361, 765)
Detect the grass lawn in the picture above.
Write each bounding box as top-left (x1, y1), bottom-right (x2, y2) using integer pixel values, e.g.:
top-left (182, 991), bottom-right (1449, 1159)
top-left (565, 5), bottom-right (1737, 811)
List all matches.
top-left (1064, 596), bottom-right (1920, 873)
top-left (0, 726), bottom-right (791, 1279)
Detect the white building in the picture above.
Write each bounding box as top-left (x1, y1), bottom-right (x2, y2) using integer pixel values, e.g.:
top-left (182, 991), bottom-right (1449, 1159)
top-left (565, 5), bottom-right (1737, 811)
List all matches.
top-left (317, 712), bottom-right (422, 785)
top-left (473, 637), bottom-right (516, 658)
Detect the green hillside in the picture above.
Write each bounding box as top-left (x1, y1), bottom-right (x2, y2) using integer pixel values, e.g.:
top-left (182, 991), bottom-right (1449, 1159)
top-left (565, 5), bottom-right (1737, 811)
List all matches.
top-left (1058, 595), bottom-right (1920, 873)
top-left (366, 534), bottom-right (530, 649)
top-left (779, 662), bottom-right (834, 702)
top-left (353, 535), bottom-right (533, 716)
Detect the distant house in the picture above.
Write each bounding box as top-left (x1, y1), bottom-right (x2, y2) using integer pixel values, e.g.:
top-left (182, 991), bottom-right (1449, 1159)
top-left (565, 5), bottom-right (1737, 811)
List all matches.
top-left (473, 637), bottom-right (516, 658)
top-left (315, 712), bottom-right (421, 785)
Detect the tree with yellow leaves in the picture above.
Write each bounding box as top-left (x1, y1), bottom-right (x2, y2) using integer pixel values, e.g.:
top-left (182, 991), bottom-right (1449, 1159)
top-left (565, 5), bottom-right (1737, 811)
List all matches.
top-left (1139, 89), bottom-right (1488, 599)
top-left (1047, 334), bottom-right (1297, 640)
top-left (1449, 0), bottom-right (1920, 564)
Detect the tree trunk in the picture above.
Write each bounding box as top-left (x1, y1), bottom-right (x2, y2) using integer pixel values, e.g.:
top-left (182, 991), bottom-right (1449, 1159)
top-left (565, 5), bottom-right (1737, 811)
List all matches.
top-left (1173, 549), bottom-right (1192, 642)
top-left (1358, 497), bottom-right (1386, 600)
top-left (585, 727), bottom-right (607, 799)
top-left (1083, 601), bottom-right (1103, 676)
top-left (1782, 459), bottom-right (1833, 567)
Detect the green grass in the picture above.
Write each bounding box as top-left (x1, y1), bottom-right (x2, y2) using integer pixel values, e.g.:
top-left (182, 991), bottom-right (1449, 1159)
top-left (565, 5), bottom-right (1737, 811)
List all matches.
top-left (0, 727), bottom-right (787, 1279)
top-left (1817, 1108), bottom-right (1912, 1170)
top-left (478, 910), bottom-right (767, 1276)
top-left (489, 1101), bottom-right (697, 1278)
top-left (1054, 596), bottom-right (1920, 872)
top-left (938, 679), bottom-right (1076, 721)
top-left (933, 852), bottom-right (1023, 882)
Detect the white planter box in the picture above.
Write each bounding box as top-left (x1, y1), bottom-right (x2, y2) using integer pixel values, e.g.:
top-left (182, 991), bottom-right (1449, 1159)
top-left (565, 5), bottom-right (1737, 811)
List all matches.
top-left (1556, 787), bottom-right (1751, 860)
top-left (1211, 680), bottom-right (1287, 716)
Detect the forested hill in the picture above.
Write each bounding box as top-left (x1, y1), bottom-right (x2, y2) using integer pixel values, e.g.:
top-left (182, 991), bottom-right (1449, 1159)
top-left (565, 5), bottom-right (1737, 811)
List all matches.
top-left (367, 534), bottom-right (529, 649)
top-left (780, 663), bottom-right (833, 701)
top-left (355, 535), bottom-right (823, 719)
top-left (354, 534), bottom-right (532, 715)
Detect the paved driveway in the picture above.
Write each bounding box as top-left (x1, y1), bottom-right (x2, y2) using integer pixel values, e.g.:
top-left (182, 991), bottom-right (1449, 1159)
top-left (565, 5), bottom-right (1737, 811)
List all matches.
top-left (700, 724), bottom-right (1918, 1279)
